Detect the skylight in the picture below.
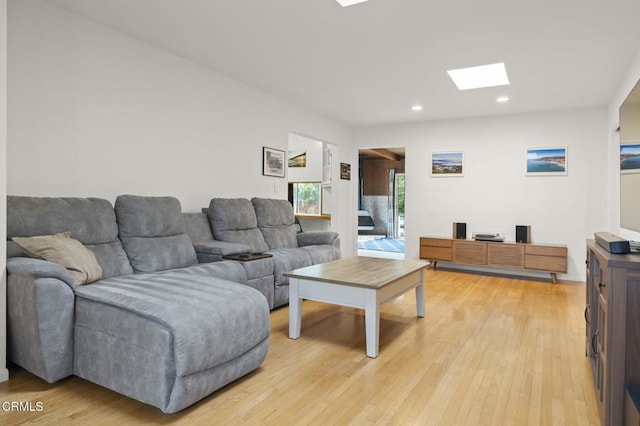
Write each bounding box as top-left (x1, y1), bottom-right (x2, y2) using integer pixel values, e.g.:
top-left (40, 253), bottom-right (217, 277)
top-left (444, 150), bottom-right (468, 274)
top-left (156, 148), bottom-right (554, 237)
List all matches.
top-left (336, 0), bottom-right (369, 7)
top-left (447, 63), bottom-right (510, 91)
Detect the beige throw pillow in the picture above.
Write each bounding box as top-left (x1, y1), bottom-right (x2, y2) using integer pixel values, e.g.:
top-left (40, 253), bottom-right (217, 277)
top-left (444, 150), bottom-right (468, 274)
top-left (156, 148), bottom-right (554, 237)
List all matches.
top-left (13, 232), bottom-right (103, 285)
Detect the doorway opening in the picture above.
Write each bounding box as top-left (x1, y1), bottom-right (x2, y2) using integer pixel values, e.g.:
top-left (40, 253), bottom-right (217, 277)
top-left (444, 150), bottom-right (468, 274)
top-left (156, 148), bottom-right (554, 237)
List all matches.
top-left (357, 148), bottom-right (405, 259)
top-left (287, 133), bottom-right (335, 233)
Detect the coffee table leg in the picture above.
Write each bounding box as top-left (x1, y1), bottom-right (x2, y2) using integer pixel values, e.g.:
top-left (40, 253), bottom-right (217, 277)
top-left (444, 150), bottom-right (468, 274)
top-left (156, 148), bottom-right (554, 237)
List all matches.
top-left (289, 278), bottom-right (302, 339)
top-left (416, 269), bottom-right (425, 318)
top-left (364, 291), bottom-right (379, 358)
top-left (416, 283), bottom-right (425, 318)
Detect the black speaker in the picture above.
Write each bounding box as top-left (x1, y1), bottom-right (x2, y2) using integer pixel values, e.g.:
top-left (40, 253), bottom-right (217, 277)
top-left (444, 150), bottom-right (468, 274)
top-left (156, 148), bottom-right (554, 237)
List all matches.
top-left (453, 222), bottom-right (467, 239)
top-left (516, 225), bottom-right (531, 243)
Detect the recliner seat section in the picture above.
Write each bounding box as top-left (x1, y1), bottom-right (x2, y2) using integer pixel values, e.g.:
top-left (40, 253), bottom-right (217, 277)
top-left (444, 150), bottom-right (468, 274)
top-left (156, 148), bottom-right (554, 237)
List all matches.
top-left (6, 195), bottom-right (270, 413)
top-left (252, 197), bottom-right (341, 307)
top-left (208, 198), bottom-right (269, 252)
top-left (206, 197), bottom-right (341, 308)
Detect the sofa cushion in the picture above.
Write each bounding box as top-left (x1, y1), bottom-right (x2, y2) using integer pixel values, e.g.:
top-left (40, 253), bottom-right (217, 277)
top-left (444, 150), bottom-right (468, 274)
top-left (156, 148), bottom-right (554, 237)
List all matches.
top-left (12, 232), bottom-right (102, 285)
top-left (300, 245), bottom-right (341, 265)
top-left (115, 195), bottom-right (198, 273)
top-left (251, 198), bottom-right (298, 249)
top-left (193, 241), bottom-right (253, 256)
top-left (7, 196), bottom-right (132, 279)
top-left (183, 212), bottom-right (214, 244)
top-left (208, 198), bottom-right (269, 252)
top-left (268, 248), bottom-right (313, 286)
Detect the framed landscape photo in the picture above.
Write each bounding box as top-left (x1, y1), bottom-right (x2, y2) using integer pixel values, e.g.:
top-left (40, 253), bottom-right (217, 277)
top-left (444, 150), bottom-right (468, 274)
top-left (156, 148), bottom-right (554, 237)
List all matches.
top-left (526, 147), bottom-right (567, 176)
top-left (431, 151), bottom-right (464, 177)
top-left (621, 142), bottom-right (640, 174)
top-left (288, 150), bottom-right (307, 168)
top-left (263, 147), bottom-right (285, 177)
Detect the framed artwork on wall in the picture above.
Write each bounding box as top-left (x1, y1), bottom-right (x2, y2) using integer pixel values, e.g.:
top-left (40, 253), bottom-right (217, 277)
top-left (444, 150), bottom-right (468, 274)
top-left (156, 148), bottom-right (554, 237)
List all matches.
top-left (288, 150), bottom-right (307, 168)
top-left (263, 147), bottom-right (286, 178)
top-left (431, 151), bottom-right (464, 176)
top-left (340, 163), bottom-right (351, 180)
top-left (526, 146), bottom-right (567, 176)
top-left (621, 142), bottom-right (640, 174)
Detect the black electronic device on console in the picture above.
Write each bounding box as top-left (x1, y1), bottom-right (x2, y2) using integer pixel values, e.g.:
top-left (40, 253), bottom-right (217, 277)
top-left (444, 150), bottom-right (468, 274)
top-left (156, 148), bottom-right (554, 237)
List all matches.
top-left (453, 222), bottom-right (467, 239)
top-left (594, 231), bottom-right (631, 254)
top-left (516, 225), bottom-right (531, 243)
top-left (472, 232), bottom-right (505, 242)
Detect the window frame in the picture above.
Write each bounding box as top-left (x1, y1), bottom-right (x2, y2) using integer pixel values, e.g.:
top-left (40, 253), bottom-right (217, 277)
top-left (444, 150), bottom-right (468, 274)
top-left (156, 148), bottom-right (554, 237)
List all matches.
top-left (289, 181), bottom-right (323, 216)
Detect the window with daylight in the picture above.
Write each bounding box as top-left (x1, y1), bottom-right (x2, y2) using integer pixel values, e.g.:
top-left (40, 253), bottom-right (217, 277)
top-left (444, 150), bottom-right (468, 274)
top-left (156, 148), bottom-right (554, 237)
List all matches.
top-left (289, 182), bottom-right (322, 215)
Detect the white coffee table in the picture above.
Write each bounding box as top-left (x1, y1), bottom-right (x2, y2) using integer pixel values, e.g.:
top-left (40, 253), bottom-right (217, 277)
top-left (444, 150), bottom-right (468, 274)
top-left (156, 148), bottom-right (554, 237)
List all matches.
top-left (285, 256), bottom-right (428, 358)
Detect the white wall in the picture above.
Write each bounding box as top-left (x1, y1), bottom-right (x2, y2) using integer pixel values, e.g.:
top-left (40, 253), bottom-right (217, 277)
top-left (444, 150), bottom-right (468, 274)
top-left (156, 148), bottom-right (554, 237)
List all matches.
top-left (287, 133), bottom-right (323, 182)
top-left (354, 108), bottom-right (608, 281)
top-left (1, 0), bottom-right (9, 383)
top-left (7, 0), bottom-right (355, 236)
top-left (608, 48), bottom-right (640, 242)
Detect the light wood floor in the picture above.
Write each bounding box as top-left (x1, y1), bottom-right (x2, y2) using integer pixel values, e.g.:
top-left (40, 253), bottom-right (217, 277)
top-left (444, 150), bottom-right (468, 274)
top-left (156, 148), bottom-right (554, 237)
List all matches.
top-left (0, 270), bottom-right (600, 425)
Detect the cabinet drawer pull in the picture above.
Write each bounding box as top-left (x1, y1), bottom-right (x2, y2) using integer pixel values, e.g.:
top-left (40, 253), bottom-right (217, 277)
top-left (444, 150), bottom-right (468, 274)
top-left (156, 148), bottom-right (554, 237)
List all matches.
top-left (598, 282), bottom-right (606, 290)
top-left (592, 330), bottom-right (599, 357)
top-left (584, 305), bottom-right (590, 325)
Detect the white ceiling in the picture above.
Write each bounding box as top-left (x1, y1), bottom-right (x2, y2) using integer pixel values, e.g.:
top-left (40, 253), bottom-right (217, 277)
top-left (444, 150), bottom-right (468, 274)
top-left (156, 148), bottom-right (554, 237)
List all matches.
top-left (45, 0), bottom-right (640, 127)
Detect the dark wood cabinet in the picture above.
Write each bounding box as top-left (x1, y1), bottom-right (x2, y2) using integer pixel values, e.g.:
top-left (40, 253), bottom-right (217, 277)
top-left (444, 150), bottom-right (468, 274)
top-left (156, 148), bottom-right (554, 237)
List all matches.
top-left (586, 240), bottom-right (640, 425)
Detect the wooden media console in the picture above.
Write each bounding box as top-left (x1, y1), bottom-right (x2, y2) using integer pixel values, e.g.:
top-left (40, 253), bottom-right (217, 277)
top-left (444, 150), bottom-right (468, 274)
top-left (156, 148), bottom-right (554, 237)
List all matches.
top-left (419, 237), bottom-right (567, 283)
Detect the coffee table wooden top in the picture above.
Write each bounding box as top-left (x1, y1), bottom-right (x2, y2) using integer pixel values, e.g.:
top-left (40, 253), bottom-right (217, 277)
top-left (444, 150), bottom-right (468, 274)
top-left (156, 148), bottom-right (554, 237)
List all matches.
top-left (283, 256), bottom-right (428, 289)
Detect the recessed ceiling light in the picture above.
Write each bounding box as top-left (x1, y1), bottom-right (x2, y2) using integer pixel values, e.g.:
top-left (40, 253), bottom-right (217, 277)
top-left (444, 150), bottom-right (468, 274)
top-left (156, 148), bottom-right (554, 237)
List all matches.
top-left (336, 0), bottom-right (369, 6)
top-left (411, 105), bottom-right (423, 111)
top-left (496, 96), bottom-right (510, 103)
top-left (447, 62), bottom-right (510, 91)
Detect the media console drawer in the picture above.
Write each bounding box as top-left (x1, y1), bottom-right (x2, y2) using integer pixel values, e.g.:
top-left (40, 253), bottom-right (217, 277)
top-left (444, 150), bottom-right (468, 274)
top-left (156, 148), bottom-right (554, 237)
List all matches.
top-left (525, 244), bottom-right (567, 257)
top-left (524, 254), bottom-right (567, 272)
top-left (420, 237), bottom-right (453, 261)
top-left (453, 241), bottom-right (487, 264)
top-left (419, 236), bottom-right (567, 283)
top-left (487, 244), bottom-right (524, 268)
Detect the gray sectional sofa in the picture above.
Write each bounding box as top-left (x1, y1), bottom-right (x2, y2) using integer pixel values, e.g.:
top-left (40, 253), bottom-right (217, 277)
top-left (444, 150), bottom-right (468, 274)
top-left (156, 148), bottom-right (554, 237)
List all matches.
top-left (5, 194), bottom-right (340, 413)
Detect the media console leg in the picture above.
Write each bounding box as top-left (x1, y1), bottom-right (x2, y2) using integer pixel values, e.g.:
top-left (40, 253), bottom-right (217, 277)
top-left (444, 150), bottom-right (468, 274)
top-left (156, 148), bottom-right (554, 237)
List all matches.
top-left (431, 261), bottom-right (438, 270)
top-left (550, 273), bottom-right (557, 284)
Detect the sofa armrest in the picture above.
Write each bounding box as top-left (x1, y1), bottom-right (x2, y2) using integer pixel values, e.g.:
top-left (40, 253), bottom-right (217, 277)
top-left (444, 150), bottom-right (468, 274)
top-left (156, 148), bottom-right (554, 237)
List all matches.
top-left (7, 257), bottom-right (77, 289)
top-left (6, 257), bottom-right (76, 383)
top-left (193, 241), bottom-right (254, 256)
top-left (297, 231), bottom-right (339, 248)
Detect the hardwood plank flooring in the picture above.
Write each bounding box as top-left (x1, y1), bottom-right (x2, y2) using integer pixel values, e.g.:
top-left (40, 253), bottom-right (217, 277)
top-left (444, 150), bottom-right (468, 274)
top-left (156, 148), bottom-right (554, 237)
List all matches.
top-left (0, 270), bottom-right (600, 425)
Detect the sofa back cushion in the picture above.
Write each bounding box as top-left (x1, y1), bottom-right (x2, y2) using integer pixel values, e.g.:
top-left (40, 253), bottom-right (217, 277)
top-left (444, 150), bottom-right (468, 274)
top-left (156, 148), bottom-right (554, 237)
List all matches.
top-left (207, 198), bottom-right (268, 252)
top-left (183, 212), bottom-right (214, 244)
top-left (6, 196), bottom-right (133, 279)
top-left (251, 198), bottom-right (298, 249)
top-left (115, 195), bottom-right (198, 273)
